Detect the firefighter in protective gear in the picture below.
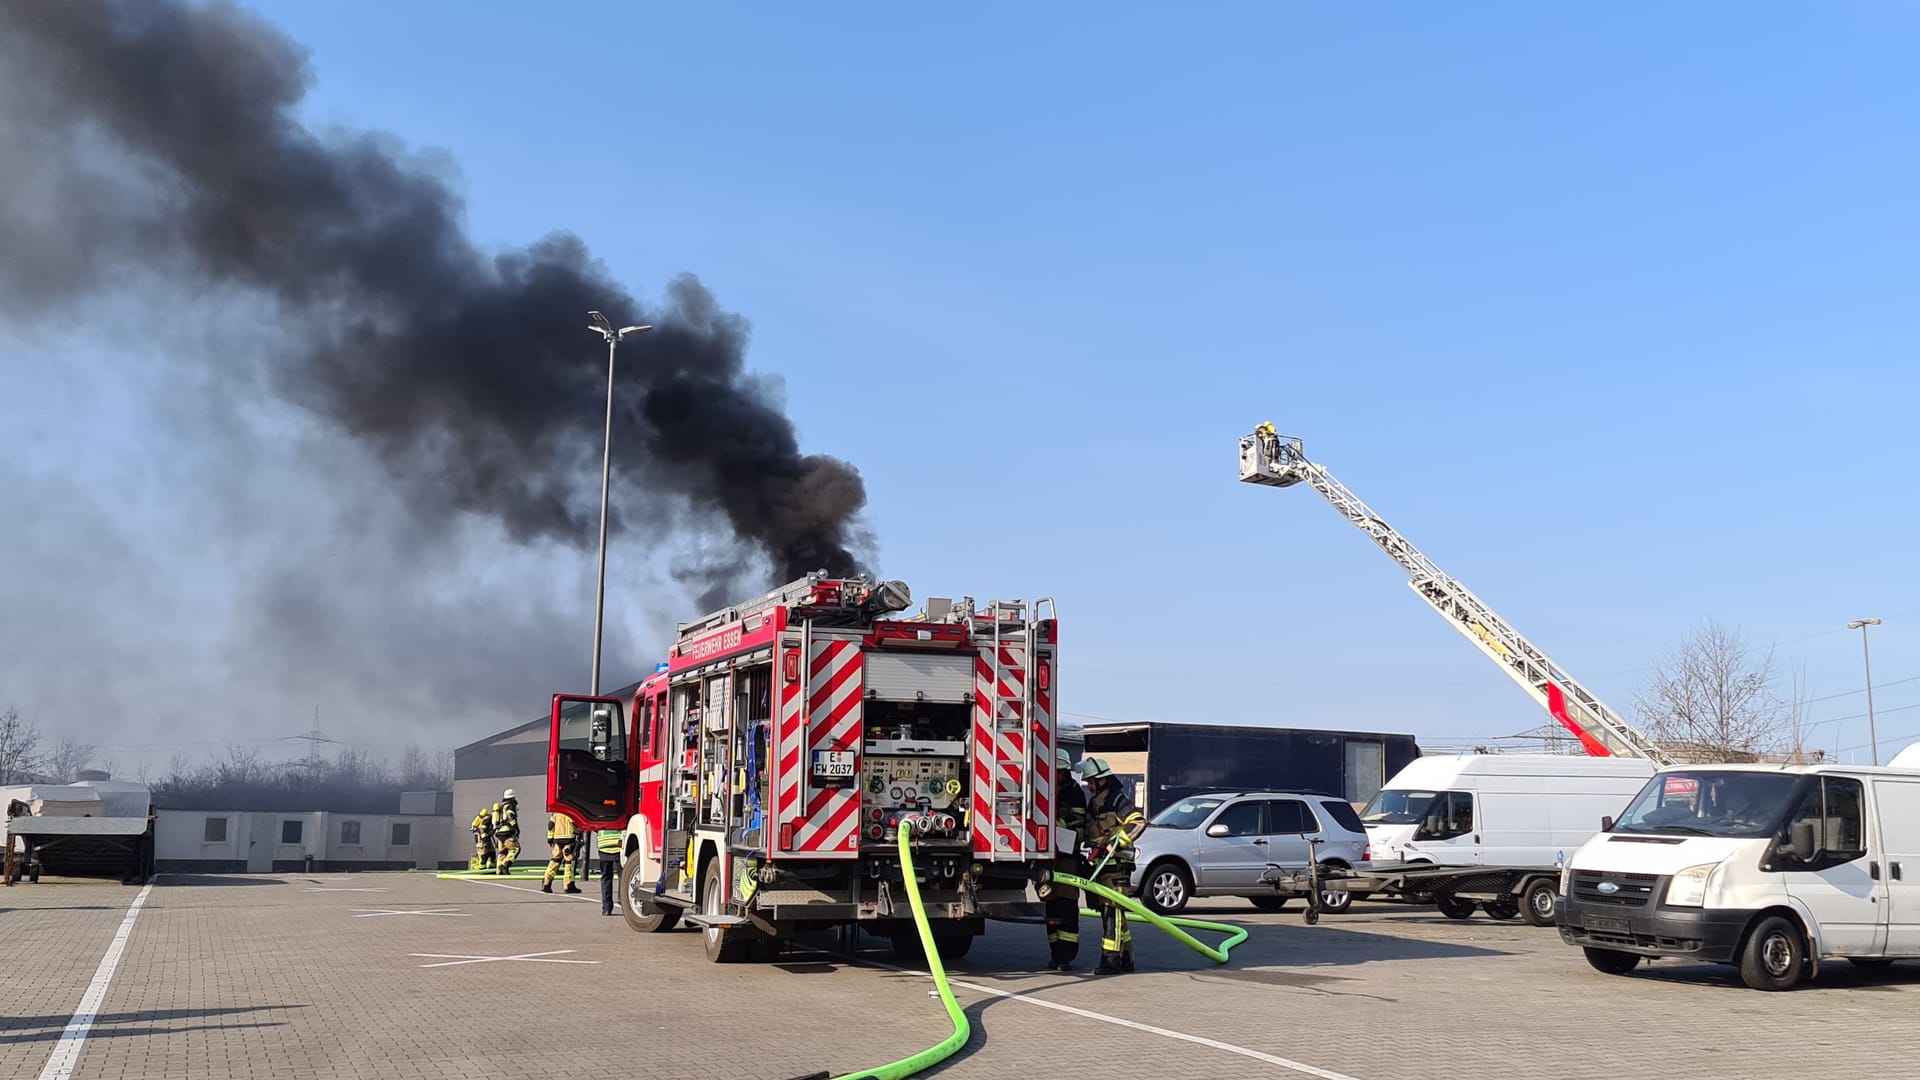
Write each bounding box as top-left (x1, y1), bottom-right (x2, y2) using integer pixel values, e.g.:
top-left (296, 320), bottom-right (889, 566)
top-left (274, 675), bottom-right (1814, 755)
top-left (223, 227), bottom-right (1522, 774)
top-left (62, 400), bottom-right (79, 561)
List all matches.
top-left (1044, 748), bottom-right (1089, 970)
top-left (596, 828), bottom-right (623, 915)
top-left (542, 812), bottom-right (582, 893)
top-left (1078, 757), bottom-right (1147, 975)
top-left (470, 806), bottom-right (495, 871)
top-left (493, 791), bottom-right (521, 874)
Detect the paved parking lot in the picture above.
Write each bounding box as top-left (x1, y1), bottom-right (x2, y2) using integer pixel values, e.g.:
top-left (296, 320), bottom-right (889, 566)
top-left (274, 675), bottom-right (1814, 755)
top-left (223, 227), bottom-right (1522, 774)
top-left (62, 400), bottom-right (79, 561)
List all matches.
top-left (5, 872), bottom-right (1919, 1080)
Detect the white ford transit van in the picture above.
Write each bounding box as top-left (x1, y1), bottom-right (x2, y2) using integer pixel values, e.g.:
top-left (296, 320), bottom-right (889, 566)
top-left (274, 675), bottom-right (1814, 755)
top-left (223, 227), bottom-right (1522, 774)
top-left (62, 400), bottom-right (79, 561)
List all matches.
top-left (1559, 747), bottom-right (1920, 990)
top-left (1361, 753), bottom-right (1657, 868)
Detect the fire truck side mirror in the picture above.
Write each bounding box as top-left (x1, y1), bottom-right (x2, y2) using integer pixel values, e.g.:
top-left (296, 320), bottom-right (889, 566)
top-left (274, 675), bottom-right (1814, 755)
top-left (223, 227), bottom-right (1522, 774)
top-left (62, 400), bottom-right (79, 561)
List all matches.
top-left (589, 709), bottom-right (611, 758)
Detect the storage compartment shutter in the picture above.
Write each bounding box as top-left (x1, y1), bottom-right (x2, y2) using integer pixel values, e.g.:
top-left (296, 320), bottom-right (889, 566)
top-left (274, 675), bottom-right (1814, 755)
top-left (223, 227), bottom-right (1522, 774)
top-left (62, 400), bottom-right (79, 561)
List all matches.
top-left (863, 652), bottom-right (973, 703)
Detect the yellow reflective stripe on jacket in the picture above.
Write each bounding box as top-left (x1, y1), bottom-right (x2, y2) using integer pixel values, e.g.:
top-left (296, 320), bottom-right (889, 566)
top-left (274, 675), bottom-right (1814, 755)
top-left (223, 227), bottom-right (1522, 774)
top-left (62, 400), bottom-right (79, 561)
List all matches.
top-left (596, 831), bottom-right (622, 854)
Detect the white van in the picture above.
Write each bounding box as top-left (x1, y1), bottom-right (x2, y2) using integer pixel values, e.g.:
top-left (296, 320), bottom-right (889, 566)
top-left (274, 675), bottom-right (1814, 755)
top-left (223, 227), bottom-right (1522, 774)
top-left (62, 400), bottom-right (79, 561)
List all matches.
top-left (1360, 753), bottom-right (1657, 868)
top-left (1559, 747), bottom-right (1920, 990)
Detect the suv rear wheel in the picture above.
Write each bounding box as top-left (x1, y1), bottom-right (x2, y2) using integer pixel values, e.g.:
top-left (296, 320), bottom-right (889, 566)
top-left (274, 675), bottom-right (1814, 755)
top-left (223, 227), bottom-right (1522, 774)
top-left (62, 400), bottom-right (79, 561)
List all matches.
top-left (1317, 863), bottom-right (1354, 914)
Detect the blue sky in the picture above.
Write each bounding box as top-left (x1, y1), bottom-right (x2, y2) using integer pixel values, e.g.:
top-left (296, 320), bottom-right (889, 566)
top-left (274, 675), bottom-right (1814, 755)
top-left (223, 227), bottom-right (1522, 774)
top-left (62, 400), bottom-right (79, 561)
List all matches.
top-left (6, 2), bottom-right (1919, 768)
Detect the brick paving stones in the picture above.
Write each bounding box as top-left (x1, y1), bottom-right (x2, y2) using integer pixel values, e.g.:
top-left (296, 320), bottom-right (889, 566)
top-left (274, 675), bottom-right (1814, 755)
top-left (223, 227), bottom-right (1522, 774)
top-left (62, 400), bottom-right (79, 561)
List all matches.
top-left (5, 873), bottom-right (1918, 1080)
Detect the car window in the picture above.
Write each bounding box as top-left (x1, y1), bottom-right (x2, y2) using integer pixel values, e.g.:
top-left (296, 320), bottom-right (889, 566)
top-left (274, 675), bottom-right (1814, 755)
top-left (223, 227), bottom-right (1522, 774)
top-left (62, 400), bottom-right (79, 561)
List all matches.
top-left (1211, 801), bottom-right (1265, 837)
top-left (1776, 777), bottom-right (1867, 870)
top-left (1151, 797), bottom-right (1226, 829)
top-left (1318, 799), bottom-right (1364, 833)
top-left (1265, 800), bottom-right (1311, 834)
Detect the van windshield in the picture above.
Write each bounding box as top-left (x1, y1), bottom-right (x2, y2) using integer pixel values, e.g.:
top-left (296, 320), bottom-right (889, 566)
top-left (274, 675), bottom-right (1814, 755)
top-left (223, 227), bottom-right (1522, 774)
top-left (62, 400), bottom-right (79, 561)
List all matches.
top-left (1611, 771), bottom-right (1803, 838)
top-left (1360, 789), bottom-right (1441, 825)
top-left (1150, 798), bottom-right (1226, 830)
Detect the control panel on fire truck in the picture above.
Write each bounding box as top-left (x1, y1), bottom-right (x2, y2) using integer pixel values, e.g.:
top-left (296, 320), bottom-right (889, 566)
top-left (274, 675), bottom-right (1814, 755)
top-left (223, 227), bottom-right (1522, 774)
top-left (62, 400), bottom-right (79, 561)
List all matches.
top-left (859, 735), bottom-right (966, 843)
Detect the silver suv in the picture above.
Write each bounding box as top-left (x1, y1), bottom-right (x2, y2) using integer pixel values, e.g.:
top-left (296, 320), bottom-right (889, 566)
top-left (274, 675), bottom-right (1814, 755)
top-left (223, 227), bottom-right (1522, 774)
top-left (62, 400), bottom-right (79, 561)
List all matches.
top-left (1126, 791), bottom-right (1372, 916)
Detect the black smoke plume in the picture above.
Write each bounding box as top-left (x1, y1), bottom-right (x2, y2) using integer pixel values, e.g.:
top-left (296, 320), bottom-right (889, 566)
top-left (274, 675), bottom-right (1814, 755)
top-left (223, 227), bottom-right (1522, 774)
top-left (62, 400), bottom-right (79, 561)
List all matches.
top-left (0, 0), bottom-right (871, 587)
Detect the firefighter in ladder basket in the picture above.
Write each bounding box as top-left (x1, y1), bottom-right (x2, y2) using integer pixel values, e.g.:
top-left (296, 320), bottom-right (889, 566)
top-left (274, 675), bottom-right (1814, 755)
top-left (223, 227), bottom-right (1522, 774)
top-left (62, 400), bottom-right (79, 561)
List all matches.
top-left (1044, 748), bottom-right (1089, 970)
top-left (1077, 758), bottom-right (1147, 975)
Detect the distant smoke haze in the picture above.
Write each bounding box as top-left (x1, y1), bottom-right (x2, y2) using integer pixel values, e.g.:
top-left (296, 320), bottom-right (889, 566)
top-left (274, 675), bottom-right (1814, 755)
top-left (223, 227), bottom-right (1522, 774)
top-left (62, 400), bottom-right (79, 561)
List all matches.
top-left (0, 0), bottom-right (873, 762)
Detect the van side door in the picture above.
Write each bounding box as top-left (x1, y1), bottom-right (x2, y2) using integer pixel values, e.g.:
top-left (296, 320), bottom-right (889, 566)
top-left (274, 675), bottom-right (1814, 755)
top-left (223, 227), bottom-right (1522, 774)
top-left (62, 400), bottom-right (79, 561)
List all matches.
top-left (1775, 776), bottom-right (1884, 957)
top-left (1871, 779), bottom-right (1920, 956)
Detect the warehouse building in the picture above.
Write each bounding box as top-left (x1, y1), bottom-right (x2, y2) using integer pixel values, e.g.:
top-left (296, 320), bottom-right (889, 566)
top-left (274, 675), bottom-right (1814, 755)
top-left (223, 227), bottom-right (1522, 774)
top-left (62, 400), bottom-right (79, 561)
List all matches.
top-left (451, 678), bottom-right (641, 868)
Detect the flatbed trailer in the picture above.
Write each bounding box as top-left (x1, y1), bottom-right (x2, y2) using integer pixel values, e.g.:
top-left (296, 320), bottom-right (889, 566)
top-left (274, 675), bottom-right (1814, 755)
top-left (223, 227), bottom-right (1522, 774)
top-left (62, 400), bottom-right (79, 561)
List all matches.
top-left (1259, 855), bottom-right (1562, 927)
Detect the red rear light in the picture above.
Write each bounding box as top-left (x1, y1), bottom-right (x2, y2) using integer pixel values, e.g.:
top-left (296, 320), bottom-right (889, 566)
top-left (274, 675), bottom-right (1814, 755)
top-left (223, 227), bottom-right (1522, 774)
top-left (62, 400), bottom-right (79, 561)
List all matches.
top-left (779, 823), bottom-right (795, 850)
top-left (783, 649), bottom-right (800, 681)
top-left (1036, 659), bottom-right (1051, 691)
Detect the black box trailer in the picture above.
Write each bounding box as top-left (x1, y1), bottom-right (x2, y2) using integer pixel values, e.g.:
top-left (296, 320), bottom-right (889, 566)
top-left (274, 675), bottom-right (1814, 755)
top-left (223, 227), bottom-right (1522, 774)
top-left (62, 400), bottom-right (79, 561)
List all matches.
top-left (1080, 721), bottom-right (1421, 815)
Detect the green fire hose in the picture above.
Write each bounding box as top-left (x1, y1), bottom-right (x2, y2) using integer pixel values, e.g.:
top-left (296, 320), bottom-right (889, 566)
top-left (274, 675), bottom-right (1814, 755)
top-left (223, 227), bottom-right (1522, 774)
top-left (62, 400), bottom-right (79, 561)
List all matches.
top-left (805, 831), bottom-right (1248, 1080)
top-left (1052, 871), bottom-right (1249, 963)
top-left (823, 824), bottom-right (971, 1080)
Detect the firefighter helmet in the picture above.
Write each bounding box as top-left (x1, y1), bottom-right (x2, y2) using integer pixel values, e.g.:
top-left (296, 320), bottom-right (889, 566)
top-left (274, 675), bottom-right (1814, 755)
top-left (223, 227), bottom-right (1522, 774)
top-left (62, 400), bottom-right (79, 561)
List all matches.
top-left (502, 788), bottom-right (516, 800)
top-left (1055, 748), bottom-right (1073, 771)
top-left (1076, 757), bottom-right (1114, 781)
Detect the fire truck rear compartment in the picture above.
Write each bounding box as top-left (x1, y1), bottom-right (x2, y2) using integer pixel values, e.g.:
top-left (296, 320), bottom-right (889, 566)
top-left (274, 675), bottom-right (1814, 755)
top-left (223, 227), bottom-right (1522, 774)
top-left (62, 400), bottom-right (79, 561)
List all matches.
top-left (743, 696), bottom-right (1039, 926)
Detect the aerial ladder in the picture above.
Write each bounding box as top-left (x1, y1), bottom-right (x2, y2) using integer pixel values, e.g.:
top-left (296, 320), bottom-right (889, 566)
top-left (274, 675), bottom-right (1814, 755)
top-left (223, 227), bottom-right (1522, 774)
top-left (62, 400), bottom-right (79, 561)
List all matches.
top-left (1239, 423), bottom-right (1673, 767)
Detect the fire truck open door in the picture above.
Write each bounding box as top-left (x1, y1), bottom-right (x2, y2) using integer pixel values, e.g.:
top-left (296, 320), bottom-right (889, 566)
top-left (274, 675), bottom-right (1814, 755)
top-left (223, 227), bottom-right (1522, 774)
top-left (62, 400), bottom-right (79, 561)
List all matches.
top-left (548, 694), bottom-right (637, 830)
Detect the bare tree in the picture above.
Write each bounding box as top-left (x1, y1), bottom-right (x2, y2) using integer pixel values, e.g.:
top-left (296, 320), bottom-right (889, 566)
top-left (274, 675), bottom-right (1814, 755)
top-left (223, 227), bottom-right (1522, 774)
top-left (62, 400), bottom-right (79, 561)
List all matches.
top-left (1782, 661), bottom-right (1823, 764)
top-left (397, 745), bottom-right (454, 790)
top-left (45, 739), bottom-right (98, 782)
top-left (213, 744), bottom-right (271, 787)
top-left (0, 705), bottom-right (45, 784)
top-left (1634, 618), bottom-right (1790, 762)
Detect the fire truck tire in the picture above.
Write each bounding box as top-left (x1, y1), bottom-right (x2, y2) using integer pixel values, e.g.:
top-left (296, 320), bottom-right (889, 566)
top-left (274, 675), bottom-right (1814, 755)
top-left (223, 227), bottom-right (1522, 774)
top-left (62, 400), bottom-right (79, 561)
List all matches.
top-left (701, 874), bottom-right (754, 964)
top-left (619, 856), bottom-right (680, 933)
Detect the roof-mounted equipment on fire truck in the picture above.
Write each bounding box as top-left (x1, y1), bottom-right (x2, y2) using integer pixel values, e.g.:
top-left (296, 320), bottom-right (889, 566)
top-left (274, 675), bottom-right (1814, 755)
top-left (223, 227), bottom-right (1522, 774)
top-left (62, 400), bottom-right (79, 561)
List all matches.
top-left (674, 571), bottom-right (913, 637)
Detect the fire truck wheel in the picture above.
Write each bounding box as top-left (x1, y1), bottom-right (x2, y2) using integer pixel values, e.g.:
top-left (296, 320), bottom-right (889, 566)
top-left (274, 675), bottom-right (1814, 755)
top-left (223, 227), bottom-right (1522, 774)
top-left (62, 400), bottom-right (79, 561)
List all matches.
top-left (620, 856), bottom-right (680, 933)
top-left (702, 874), bottom-right (754, 964)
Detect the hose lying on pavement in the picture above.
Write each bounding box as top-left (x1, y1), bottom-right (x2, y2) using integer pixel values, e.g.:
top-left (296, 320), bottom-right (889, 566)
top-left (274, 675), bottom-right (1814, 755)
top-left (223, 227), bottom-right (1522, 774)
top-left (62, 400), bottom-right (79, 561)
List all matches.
top-left (817, 823), bottom-right (970, 1080)
top-left (1052, 871), bottom-right (1248, 964)
top-left (797, 840), bottom-right (1248, 1080)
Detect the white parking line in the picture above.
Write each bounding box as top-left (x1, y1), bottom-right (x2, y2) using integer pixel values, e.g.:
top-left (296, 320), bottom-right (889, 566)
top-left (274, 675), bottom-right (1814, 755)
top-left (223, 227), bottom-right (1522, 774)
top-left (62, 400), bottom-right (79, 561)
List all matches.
top-left (807, 949), bottom-right (1368, 1080)
top-left (36, 882), bottom-right (155, 1080)
top-left (410, 949), bottom-right (599, 968)
top-left (350, 908), bottom-right (469, 918)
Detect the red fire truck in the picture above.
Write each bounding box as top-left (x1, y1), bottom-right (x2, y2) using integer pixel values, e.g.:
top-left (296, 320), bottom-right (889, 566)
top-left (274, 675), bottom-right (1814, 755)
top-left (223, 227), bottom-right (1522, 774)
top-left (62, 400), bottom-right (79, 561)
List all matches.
top-left (548, 572), bottom-right (1059, 962)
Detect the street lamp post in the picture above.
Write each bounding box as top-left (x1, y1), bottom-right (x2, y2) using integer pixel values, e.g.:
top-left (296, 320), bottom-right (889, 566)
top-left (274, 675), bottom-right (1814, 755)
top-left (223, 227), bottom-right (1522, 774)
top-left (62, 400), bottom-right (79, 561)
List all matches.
top-left (586, 311), bottom-right (652, 696)
top-left (1848, 618), bottom-right (1882, 766)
